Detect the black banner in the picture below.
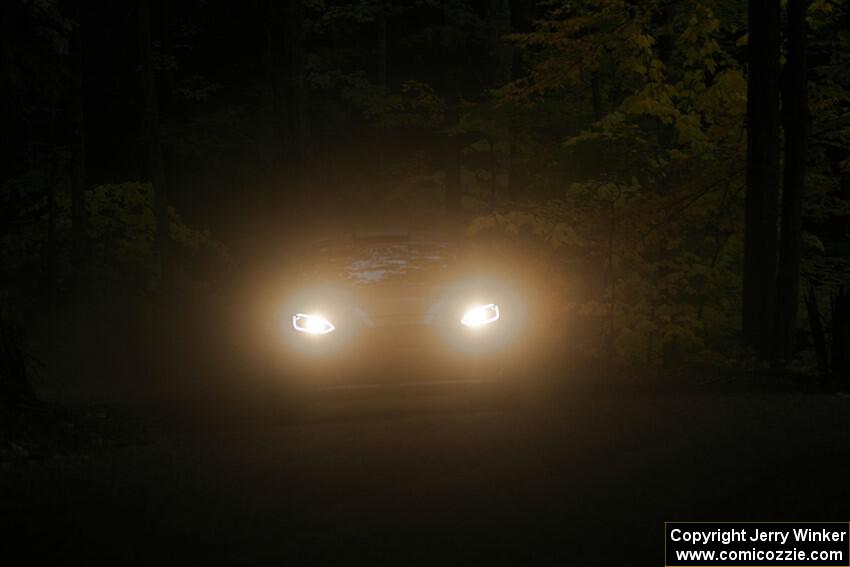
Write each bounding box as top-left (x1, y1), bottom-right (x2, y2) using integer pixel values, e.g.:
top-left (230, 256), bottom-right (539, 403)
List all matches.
top-left (665, 522), bottom-right (849, 566)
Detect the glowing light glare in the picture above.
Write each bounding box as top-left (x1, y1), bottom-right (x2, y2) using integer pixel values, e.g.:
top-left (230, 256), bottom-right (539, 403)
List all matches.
top-left (461, 303), bottom-right (500, 327)
top-left (292, 313), bottom-right (335, 335)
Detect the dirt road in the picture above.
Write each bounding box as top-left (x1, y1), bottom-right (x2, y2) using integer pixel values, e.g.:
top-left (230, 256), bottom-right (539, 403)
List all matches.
top-left (3, 386), bottom-right (849, 565)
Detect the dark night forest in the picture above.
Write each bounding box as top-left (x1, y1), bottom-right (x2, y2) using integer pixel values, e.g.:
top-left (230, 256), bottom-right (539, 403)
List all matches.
top-left (2, 1), bottom-right (850, 565)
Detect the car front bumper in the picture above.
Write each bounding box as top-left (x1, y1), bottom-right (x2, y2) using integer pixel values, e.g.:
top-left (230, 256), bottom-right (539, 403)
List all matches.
top-left (277, 322), bottom-right (517, 388)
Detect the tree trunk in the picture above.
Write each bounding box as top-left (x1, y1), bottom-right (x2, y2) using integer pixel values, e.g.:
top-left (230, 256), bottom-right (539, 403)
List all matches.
top-left (483, 0), bottom-right (510, 207)
top-left (445, 137), bottom-right (462, 213)
top-left (507, 0), bottom-right (533, 202)
top-left (70, 6), bottom-right (87, 290)
top-left (264, 0), bottom-right (309, 219)
top-left (805, 285), bottom-right (828, 375)
top-left (488, 0), bottom-right (512, 85)
top-left (138, 0), bottom-right (173, 289)
top-left (775, 0), bottom-right (809, 360)
top-left (832, 288), bottom-right (850, 380)
top-left (0, 1), bottom-right (20, 185)
top-left (46, 112), bottom-right (59, 307)
top-left (489, 139), bottom-right (497, 206)
top-left (376, 10), bottom-right (387, 88)
top-left (284, 0), bottom-right (308, 204)
top-left (654, 2), bottom-right (677, 156)
top-left (376, 9), bottom-right (388, 195)
top-left (606, 198), bottom-right (617, 362)
top-left (591, 74), bottom-right (603, 121)
top-left (264, 0), bottom-right (282, 197)
top-left (742, 0), bottom-right (781, 358)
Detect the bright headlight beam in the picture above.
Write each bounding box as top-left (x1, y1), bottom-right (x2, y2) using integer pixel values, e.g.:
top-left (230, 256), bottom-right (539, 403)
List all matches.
top-left (292, 313), bottom-right (335, 335)
top-left (461, 303), bottom-right (500, 327)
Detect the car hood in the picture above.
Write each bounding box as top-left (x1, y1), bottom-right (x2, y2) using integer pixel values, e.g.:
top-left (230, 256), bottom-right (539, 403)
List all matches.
top-left (295, 241), bottom-right (462, 324)
top-left (305, 241), bottom-right (460, 289)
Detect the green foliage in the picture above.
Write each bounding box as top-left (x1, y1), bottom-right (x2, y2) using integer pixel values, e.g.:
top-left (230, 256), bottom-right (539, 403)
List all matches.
top-left (805, 0), bottom-right (850, 291)
top-left (337, 77), bottom-right (446, 130)
top-left (1, 180), bottom-right (228, 297)
top-left (81, 183), bottom-right (229, 291)
top-left (460, 0), bottom-right (850, 373)
top-left (503, 0), bottom-right (747, 186)
top-left (467, 0), bottom-right (752, 369)
top-left (6, 0), bottom-right (849, 377)
top-left (0, 307), bottom-right (38, 409)
top-left (469, 176), bottom-right (744, 368)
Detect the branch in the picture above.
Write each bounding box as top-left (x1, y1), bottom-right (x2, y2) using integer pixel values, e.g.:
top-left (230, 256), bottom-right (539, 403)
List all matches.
top-left (639, 164), bottom-right (745, 242)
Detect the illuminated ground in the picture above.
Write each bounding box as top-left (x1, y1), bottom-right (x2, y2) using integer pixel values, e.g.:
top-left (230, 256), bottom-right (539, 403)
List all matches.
top-left (2, 385), bottom-right (849, 565)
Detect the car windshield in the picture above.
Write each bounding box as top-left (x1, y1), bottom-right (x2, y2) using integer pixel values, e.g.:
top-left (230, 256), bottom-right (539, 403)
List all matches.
top-left (307, 239), bottom-right (460, 287)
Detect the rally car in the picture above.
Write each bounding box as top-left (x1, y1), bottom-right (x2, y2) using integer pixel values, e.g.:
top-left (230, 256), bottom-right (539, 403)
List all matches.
top-left (267, 228), bottom-right (530, 407)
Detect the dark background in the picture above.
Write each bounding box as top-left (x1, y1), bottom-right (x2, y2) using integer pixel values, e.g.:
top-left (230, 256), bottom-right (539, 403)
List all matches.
top-left (1, 1), bottom-right (849, 565)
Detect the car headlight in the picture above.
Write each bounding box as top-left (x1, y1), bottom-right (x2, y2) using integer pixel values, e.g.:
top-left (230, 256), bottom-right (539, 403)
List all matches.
top-left (461, 303), bottom-right (500, 327)
top-left (292, 313), bottom-right (335, 335)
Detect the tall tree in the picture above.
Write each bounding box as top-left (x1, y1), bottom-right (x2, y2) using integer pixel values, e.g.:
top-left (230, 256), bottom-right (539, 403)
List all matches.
top-left (266, 0), bottom-right (308, 209)
top-left (444, 103), bottom-right (462, 213)
top-left (138, 0), bottom-right (173, 287)
top-left (284, 0), bottom-right (308, 201)
top-left (507, 0), bottom-right (534, 202)
top-left (775, 0), bottom-right (810, 359)
top-left (69, 5), bottom-right (87, 289)
top-left (743, 0), bottom-right (781, 357)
